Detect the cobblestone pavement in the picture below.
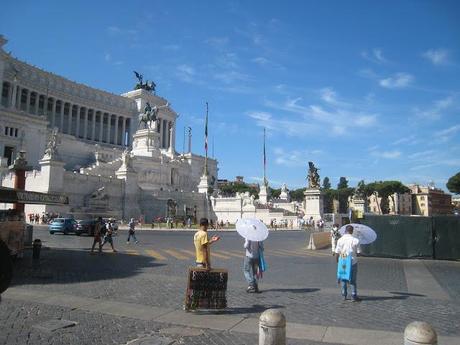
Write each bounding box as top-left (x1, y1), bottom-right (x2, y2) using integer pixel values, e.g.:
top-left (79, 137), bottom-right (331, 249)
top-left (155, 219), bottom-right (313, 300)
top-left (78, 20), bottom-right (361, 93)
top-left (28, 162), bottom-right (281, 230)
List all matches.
top-left (1, 227), bottom-right (459, 344)
top-left (0, 299), bottom-right (342, 345)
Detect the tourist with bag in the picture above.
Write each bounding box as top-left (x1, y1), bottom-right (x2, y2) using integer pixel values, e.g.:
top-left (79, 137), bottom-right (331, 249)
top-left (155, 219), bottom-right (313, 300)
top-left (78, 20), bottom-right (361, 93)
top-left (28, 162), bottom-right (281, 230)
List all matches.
top-left (101, 221), bottom-right (117, 253)
top-left (127, 218), bottom-right (138, 244)
top-left (335, 225), bottom-right (360, 301)
top-left (243, 239), bottom-right (264, 293)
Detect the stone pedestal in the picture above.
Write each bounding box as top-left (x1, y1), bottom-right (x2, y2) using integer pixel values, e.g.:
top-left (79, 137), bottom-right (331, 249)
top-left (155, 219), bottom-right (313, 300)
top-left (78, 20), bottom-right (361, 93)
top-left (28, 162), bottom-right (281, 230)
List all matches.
top-left (352, 198), bottom-right (367, 214)
top-left (38, 157), bottom-right (65, 193)
top-left (304, 188), bottom-right (323, 221)
top-left (197, 174), bottom-right (209, 195)
top-left (132, 129), bottom-right (161, 158)
top-left (116, 166), bottom-right (141, 221)
top-left (259, 184), bottom-right (269, 204)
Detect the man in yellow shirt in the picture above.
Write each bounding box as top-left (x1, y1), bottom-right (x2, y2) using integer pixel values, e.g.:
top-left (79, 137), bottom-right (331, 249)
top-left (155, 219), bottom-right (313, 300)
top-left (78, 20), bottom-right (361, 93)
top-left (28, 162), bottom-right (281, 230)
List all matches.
top-left (194, 218), bottom-right (220, 269)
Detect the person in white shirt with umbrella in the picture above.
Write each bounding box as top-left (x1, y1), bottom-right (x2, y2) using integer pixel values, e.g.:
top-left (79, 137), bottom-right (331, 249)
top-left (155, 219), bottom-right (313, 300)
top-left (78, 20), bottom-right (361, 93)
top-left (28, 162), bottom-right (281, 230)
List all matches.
top-left (335, 223), bottom-right (377, 302)
top-left (236, 218), bottom-right (268, 293)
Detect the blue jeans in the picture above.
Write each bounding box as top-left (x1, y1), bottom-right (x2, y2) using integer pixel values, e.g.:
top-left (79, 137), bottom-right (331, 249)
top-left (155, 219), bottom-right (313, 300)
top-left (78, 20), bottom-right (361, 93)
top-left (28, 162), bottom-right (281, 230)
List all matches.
top-left (127, 231), bottom-right (137, 242)
top-left (243, 256), bottom-right (259, 287)
top-left (341, 263), bottom-right (358, 298)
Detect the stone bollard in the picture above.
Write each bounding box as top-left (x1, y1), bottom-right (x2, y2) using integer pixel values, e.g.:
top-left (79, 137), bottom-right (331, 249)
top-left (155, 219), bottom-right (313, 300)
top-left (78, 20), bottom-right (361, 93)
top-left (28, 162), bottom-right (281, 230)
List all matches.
top-left (259, 309), bottom-right (286, 345)
top-left (404, 321), bottom-right (437, 345)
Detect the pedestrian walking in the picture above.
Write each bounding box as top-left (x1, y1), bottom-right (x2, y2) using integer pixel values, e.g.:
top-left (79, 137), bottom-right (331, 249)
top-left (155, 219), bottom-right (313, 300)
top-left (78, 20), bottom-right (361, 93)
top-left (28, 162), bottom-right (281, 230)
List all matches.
top-left (335, 225), bottom-right (361, 301)
top-left (101, 221), bottom-right (117, 252)
top-left (127, 218), bottom-right (138, 244)
top-left (331, 223), bottom-right (341, 255)
top-left (90, 217), bottom-right (103, 254)
top-left (243, 239), bottom-right (264, 293)
top-left (193, 218), bottom-right (220, 269)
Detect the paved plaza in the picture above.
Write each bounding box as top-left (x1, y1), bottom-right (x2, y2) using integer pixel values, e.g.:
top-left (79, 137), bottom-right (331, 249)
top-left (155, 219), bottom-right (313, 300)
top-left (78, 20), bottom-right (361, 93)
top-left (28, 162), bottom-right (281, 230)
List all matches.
top-left (1, 227), bottom-right (460, 345)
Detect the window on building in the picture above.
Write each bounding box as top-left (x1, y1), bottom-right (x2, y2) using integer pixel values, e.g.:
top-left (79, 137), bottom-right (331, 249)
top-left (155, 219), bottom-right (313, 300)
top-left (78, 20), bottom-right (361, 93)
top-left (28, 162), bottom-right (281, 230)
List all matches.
top-left (420, 196), bottom-right (425, 200)
top-left (3, 146), bottom-right (14, 166)
top-left (421, 203), bottom-right (425, 207)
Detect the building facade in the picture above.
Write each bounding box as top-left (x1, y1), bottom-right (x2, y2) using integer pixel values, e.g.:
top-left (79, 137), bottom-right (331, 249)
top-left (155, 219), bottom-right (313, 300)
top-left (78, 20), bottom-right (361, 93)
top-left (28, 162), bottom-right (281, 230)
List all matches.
top-left (409, 184), bottom-right (452, 216)
top-left (0, 36), bottom-right (217, 221)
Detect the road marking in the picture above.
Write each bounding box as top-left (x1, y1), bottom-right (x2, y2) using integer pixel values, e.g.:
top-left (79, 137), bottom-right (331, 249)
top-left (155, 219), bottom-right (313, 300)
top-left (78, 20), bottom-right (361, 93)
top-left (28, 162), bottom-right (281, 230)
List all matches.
top-left (211, 251), bottom-right (232, 259)
top-left (178, 249), bottom-right (232, 260)
top-left (403, 260), bottom-right (450, 300)
top-left (145, 249), bottom-right (167, 260)
top-left (124, 250), bottom-right (140, 256)
top-left (218, 250), bottom-right (243, 258)
top-left (163, 249), bottom-right (189, 260)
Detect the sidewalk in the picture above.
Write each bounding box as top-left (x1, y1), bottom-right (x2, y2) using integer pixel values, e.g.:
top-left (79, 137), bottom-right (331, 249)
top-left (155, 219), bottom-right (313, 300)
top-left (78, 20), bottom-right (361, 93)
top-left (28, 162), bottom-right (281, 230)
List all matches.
top-left (2, 286), bottom-right (459, 345)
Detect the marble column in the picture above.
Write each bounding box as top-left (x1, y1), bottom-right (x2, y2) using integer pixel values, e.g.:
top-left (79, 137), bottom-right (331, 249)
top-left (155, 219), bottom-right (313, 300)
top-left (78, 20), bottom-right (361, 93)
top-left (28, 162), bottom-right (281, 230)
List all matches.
top-left (83, 108), bottom-right (88, 139)
top-left (26, 90), bottom-right (31, 113)
top-left (158, 118), bottom-right (162, 147)
top-left (114, 115), bottom-right (119, 145)
top-left (51, 99), bottom-right (57, 128)
top-left (34, 93), bottom-right (40, 115)
top-left (98, 112), bottom-right (103, 142)
top-left (106, 114), bottom-right (111, 144)
top-left (67, 104), bottom-right (73, 134)
top-left (121, 116), bottom-right (126, 146)
top-left (10, 83), bottom-right (17, 109)
top-left (91, 110), bottom-right (96, 141)
top-left (60, 102), bottom-right (65, 132)
top-left (75, 106), bottom-right (81, 138)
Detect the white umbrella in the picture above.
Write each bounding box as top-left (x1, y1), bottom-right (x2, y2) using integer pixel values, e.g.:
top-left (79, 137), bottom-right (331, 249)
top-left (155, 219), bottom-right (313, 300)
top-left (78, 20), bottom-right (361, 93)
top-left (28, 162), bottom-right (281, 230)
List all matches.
top-left (338, 223), bottom-right (377, 244)
top-left (235, 218), bottom-right (269, 241)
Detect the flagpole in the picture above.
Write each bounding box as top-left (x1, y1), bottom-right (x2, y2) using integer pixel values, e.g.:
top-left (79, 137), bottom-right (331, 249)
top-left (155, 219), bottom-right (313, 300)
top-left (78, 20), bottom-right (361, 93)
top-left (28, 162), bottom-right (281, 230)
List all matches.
top-left (204, 102), bottom-right (208, 176)
top-left (263, 127), bottom-right (267, 186)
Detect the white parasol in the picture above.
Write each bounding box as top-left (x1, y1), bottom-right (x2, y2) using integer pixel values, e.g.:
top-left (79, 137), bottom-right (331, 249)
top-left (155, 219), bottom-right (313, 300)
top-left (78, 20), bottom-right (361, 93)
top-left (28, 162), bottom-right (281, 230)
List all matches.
top-left (338, 223), bottom-right (377, 244)
top-left (235, 218), bottom-right (269, 241)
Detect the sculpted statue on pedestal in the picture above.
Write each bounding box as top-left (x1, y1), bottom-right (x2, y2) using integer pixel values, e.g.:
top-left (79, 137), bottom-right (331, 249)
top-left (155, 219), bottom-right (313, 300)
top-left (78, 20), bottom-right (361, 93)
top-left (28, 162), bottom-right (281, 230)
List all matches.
top-left (43, 128), bottom-right (60, 160)
top-left (307, 161), bottom-right (321, 189)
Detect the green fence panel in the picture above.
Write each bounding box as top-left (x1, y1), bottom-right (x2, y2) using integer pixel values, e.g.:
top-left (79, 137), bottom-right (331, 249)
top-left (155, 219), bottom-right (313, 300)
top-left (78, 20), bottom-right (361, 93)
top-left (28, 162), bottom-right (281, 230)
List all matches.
top-left (433, 216), bottom-right (460, 260)
top-left (360, 215), bottom-right (433, 258)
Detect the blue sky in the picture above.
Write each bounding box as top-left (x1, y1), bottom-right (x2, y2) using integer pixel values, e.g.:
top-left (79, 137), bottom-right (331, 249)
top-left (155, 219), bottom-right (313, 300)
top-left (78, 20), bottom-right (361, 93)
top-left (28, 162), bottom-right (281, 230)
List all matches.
top-left (1, 0), bottom-right (459, 191)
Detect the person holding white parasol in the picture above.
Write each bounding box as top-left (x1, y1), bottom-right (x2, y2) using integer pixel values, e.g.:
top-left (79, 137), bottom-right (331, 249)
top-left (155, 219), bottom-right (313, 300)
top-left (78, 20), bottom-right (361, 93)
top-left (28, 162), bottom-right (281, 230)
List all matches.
top-left (236, 219), bottom-right (268, 293)
top-left (335, 223), bottom-right (377, 302)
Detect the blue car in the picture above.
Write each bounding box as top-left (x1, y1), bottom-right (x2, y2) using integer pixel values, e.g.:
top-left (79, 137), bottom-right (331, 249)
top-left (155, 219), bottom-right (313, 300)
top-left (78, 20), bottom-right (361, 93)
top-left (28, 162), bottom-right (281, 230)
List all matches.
top-left (49, 218), bottom-right (77, 235)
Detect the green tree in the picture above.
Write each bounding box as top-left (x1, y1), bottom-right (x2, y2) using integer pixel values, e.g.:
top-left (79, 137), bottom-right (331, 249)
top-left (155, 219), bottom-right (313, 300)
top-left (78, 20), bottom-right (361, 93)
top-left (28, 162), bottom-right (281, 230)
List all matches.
top-left (365, 180), bottom-right (410, 214)
top-left (447, 172), bottom-right (460, 194)
top-left (337, 177), bottom-right (348, 190)
top-left (289, 188), bottom-right (306, 202)
top-left (322, 177), bottom-right (331, 190)
top-left (269, 187), bottom-right (281, 198)
top-left (323, 189), bottom-right (335, 213)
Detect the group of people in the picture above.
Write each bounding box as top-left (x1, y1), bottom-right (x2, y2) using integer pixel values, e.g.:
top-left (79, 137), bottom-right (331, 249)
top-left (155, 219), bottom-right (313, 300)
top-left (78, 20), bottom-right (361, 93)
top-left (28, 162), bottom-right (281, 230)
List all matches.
top-left (193, 218), bottom-right (264, 293)
top-left (90, 217), bottom-right (138, 254)
top-left (193, 217), bottom-right (361, 300)
top-left (28, 212), bottom-right (59, 224)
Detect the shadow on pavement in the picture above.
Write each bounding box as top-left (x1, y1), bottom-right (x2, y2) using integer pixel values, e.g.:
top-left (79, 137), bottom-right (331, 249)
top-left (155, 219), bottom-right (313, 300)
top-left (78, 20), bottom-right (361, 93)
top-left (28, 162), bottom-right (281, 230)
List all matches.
top-left (389, 291), bottom-right (426, 297)
top-left (10, 247), bottom-right (165, 287)
top-left (263, 288), bottom-right (320, 293)
top-left (360, 295), bottom-right (409, 301)
top-left (194, 304), bottom-right (285, 315)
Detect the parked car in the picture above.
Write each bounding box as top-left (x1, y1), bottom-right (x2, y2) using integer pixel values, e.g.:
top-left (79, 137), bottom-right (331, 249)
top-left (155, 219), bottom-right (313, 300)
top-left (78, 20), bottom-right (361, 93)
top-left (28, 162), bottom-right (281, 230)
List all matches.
top-left (49, 218), bottom-right (77, 235)
top-left (75, 219), bottom-right (97, 236)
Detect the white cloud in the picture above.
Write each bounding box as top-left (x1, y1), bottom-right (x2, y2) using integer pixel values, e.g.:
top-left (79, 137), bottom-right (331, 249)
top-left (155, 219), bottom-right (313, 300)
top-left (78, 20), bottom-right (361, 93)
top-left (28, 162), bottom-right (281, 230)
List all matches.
top-left (422, 49), bottom-right (449, 65)
top-left (246, 111), bottom-right (316, 137)
top-left (379, 73), bottom-right (414, 89)
top-left (320, 88), bottom-right (338, 104)
top-left (213, 70), bottom-right (251, 84)
top-left (361, 48), bottom-right (388, 64)
top-left (252, 57), bottom-right (269, 65)
top-left (415, 96), bottom-right (455, 120)
top-left (273, 147), bottom-right (322, 167)
top-left (434, 124), bottom-right (460, 142)
top-left (374, 150), bottom-right (402, 159)
top-left (261, 90), bottom-right (379, 137)
top-left (104, 53), bottom-right (123, 66)
top-left (176, 64), bottom-right (196, 83)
